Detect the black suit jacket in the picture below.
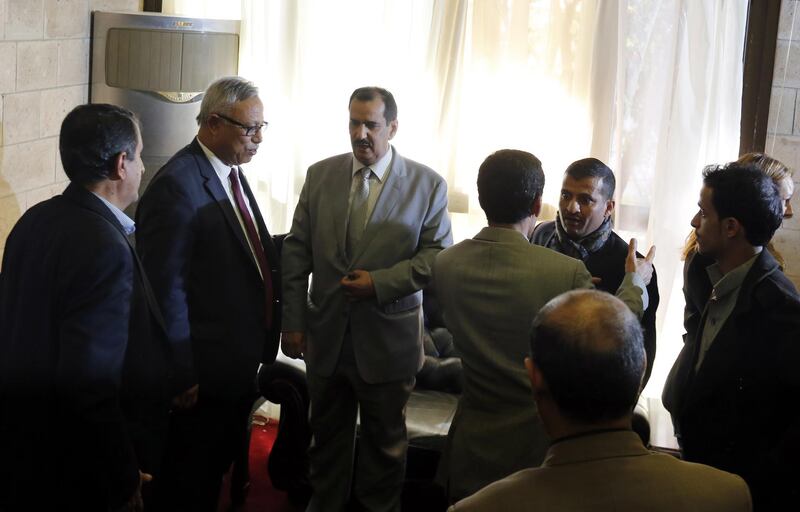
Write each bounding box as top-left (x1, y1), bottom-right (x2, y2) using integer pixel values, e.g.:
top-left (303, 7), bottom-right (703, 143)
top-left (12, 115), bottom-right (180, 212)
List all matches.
top-left (531, 221), bottom-right (659, 385)
top-left (663, 249), bottom-right (800, 509)
top-left (0, 183), bottom-right (170, 510)
top-left (135, 139), bottom-right (281, 400)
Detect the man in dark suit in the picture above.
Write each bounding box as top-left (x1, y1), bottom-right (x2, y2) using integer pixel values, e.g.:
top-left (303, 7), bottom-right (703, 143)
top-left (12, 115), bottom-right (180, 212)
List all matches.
top-left (663, 163), bottom-right (800, 510)
top-left (136, 76), bottom-right (281, 511)
top-left (452, 290), bottom-right (751, 512)
top-left (281, 86), bottom-right (452, 511)
top-left (0, 104), bottom-right (169, 511)
top-left (531, 158), bottom-right (659, 385)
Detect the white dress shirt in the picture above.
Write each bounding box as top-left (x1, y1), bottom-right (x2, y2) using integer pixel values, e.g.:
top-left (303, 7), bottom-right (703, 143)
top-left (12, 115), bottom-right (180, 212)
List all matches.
top-left (197, 137), bottom-right (263, 277)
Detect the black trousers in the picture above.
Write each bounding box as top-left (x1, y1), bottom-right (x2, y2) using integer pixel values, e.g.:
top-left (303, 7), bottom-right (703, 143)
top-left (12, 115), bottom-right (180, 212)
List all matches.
top-left (151, 394), bottom-right (256, 512)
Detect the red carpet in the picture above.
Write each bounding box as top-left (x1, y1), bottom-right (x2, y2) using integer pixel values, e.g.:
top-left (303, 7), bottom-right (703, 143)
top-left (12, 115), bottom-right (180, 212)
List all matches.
top-left (217, 416), bottom-right (304, 512)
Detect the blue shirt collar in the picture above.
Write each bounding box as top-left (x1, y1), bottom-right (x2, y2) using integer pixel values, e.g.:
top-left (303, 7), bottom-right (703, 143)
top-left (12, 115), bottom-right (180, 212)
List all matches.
top-left (91, 192), bottom-right (136, 236)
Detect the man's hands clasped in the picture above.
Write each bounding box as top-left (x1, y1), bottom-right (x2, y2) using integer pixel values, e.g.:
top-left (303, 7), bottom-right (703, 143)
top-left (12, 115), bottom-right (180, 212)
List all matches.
top-left (281, 269), bottom-right (376, 360)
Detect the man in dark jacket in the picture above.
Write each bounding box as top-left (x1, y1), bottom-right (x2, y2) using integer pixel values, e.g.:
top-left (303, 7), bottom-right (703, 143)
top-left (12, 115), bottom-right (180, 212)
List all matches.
top-left (663, 162), bottom-right (800, 510)
top-left (0, 104), bottom-right (170, 511)
top-left (531, 158), bottom-right (659, 384)
top-left (136, 76), bottom-right (282, 511)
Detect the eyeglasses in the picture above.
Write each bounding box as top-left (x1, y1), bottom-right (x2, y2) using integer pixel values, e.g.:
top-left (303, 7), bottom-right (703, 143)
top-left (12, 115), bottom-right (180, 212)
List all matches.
top-left (213, 113), bottom-right (268, 137)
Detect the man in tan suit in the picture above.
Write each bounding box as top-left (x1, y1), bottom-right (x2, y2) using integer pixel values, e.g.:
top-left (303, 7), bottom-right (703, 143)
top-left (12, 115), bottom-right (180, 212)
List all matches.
top-left (450, 290), bottom-right (751, 511)
top-left (434, 149), bottom-right (652, 501)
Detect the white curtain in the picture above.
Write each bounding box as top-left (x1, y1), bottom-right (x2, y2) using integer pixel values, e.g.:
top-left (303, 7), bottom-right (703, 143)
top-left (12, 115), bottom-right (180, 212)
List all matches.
top-left (161, 0), bottom-right (747, 397)
top-left (584, 0), bottom-right (747, 395)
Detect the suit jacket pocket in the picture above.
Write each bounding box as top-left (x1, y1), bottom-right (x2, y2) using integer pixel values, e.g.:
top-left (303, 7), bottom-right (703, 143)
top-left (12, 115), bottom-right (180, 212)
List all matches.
top-left (381, 290), bottom-right (422, 315)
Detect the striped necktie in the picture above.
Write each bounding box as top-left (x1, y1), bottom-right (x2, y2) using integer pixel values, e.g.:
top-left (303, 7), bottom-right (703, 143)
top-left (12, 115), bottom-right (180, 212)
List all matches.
top-left (347, 167), bottom-right (371, 257)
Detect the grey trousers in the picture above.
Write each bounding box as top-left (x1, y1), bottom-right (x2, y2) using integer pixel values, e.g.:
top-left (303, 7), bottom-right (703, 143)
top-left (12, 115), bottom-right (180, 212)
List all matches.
top-left (306, 335), bottom-right (414, 512)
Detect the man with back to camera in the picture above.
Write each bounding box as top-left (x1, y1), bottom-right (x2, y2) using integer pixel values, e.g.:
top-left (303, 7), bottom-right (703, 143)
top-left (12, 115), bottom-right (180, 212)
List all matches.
top-left (450, 289), bottom-right (752, 511)
top-left (663, 163), bottom-right (800, 510)
top-left (433, 149), bottom-right (654, 502)
top-left (281, 86), bottom-right (452, 511)
top-left (135, 76), bottom-right (282, 510)
top-left (0, 104), bottom-right (170, 511)
top-left (531, 157), bottom-right (659, 385)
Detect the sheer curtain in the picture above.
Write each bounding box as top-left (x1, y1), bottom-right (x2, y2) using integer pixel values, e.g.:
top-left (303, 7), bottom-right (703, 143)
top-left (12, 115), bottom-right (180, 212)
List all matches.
top-left (161, 0), bottom-right (747, 397)
top-left (586, 1), bottom-right (747, 395)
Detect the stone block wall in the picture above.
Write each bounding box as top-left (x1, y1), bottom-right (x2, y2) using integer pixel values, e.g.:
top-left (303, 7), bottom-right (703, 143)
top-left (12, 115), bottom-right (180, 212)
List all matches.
top-left (0, 0), bottom-right (141, 261)
top-left (768, 0), bottom-right (800, 286)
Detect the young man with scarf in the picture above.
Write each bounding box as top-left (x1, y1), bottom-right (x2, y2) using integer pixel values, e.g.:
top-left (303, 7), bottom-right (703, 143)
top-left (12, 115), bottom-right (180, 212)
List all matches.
top-left (531, 158), bottom-right (659, 385)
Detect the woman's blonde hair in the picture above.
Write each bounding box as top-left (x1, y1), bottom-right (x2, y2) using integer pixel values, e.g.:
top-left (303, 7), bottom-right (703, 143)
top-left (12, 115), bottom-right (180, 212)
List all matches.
top-left (681, 153), bottom-right (793, 268)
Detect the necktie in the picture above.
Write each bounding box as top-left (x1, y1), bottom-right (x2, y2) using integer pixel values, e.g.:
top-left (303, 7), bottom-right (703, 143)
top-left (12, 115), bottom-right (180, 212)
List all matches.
top-left (347, 167), bottom-right (371, 257)
top-left (230, 167), bottom-right (274, 330)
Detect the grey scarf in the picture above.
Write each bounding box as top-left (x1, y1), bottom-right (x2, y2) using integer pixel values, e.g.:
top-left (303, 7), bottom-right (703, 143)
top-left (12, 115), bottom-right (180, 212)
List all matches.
top-left (547, 212), bottom-right (613, 260)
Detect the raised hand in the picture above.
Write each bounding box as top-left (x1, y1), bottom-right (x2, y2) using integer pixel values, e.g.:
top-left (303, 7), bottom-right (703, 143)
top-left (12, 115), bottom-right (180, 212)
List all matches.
top-left (625, 238), bottom-right (656, 285)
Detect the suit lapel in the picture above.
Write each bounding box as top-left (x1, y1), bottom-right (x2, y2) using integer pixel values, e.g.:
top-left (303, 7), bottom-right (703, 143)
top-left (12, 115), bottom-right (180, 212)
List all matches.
top-left (683, 251), bottom-right (778, 409)
top-left (193, 143), bottom-right (260, 274)
top-left (331, 158), bottom-right (353, 261)
top-left (350, 153), bottom-right (405, 262)
top-left (239, 170), bottom-right (268, 241)
top-left (239, 169), bottom-right (275, 278)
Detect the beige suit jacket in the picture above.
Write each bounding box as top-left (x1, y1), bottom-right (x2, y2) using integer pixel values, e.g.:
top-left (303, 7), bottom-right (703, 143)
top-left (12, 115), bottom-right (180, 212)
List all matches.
top-left (434, 227), bottom-right (646, 500)
top-left (282, 149), bottom-right (452, 383)
top-left (450, 430), bottom-right (751, 511)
